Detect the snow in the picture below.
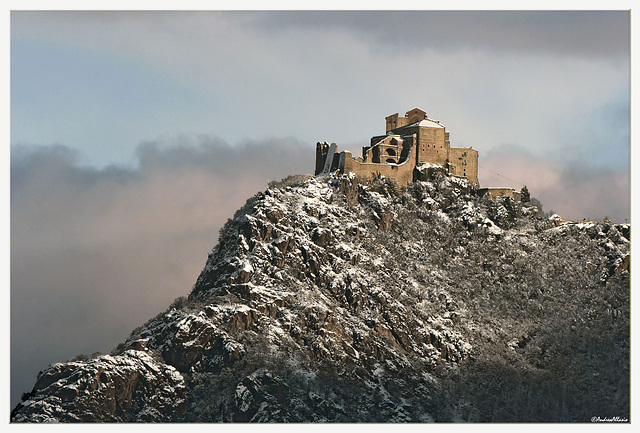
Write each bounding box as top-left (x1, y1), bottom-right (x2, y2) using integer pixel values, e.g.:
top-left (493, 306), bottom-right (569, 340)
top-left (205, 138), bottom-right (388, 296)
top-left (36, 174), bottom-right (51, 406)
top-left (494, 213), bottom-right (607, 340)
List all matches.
top-left (415, 119), bottom-right (445, 128)
top-left (449, 176), bottom-right (469, 188)
top-left (436, 210), bottom-right (450, 223)
top-left (16, 170), bottom-right (630, 422)
top-left (486, 222), bottom-right (503, 235)
top-left (416, 162), bottom-right (443, 169)
top-left (235, 383), bottom-right (252, 412)
top-left (13, 348), bottom-right (186, 422)
top-left (239, 260), bottom-right (254, 274)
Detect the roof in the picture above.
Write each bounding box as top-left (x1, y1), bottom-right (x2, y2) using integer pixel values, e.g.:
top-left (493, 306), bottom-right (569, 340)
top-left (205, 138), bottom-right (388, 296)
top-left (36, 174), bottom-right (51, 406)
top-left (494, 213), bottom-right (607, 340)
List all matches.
top-left (414, 118), bottom-right (445, 129)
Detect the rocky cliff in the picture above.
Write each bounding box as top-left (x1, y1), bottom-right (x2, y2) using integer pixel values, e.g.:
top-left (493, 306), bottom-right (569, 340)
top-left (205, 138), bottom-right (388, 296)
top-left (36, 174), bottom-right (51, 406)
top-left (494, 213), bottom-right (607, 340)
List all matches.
top-left (11, 169), bottom-right (630, 422)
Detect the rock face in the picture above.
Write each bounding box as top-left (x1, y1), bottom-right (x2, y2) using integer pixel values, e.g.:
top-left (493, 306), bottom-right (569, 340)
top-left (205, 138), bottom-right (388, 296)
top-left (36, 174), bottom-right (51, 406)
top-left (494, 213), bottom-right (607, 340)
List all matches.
top-left (11, 350), bottom-right (186, 422)
top-left (12, 172), bottom-right (630, 423)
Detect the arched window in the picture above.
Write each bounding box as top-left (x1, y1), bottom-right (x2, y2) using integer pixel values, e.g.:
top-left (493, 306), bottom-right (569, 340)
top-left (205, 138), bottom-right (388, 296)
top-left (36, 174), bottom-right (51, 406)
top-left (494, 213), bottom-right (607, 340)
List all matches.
top-left (385, 148), bottom-right (396, 157)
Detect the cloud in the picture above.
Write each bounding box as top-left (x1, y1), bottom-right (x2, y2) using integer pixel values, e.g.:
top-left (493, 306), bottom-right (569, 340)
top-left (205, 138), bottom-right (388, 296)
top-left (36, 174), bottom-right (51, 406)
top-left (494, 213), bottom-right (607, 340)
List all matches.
top-left (11, 11), bottom-right (629, 170)
top-left (10, 134), bottom-right (630, 409)
top-left (10, 137), bottom-right (313, 407)
top-left (9, 10), bottom-right (631, 406)
top-left (248, 10), bottom-right (629, 59)
top-left (479, 145), bottom-right (630, 223)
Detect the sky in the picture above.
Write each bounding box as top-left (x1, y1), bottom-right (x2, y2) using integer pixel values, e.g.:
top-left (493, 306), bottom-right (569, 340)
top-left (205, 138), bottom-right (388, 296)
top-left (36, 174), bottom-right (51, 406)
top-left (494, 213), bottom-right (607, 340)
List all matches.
top-left (8, 7), bottom-right (632, 409)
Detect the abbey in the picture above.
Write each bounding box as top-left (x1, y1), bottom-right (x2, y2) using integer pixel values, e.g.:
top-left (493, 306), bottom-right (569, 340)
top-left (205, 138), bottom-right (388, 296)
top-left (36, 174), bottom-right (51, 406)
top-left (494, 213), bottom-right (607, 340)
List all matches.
top-left (315, 108), bottom-right (479, 187)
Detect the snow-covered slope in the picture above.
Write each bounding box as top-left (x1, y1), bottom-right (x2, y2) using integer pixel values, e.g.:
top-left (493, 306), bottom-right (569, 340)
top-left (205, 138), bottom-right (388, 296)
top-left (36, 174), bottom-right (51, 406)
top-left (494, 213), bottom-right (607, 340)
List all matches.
top-left (12, 172), bottom-right (630, 422)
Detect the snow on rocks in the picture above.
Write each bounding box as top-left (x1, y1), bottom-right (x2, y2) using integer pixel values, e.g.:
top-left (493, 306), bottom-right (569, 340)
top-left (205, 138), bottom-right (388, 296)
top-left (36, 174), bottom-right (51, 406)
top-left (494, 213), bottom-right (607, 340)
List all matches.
top-left (11, 350), bottom-right (186, 422)
top-left (13, 171), bottom-right (630, 423)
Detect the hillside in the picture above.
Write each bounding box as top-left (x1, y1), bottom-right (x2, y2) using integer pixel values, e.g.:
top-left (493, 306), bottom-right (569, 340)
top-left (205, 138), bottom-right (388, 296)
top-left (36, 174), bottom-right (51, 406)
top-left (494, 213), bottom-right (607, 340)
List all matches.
top-left (11, 169), bottom-right (630, 422)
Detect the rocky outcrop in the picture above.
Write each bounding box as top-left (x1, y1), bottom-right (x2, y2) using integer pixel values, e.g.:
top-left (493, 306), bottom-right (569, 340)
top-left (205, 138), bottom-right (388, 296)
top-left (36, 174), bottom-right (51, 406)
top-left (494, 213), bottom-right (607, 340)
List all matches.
top-left (12, 172), bottom-right (630, 423)
top-left (11, 350), bottom-right (185, 422)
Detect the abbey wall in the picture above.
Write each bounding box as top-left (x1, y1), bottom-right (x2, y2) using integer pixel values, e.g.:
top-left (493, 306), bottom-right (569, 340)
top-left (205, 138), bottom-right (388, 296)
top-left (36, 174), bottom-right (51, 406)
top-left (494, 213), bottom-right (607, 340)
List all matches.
top-left (315, 108), bottom-right (479, 188)
top-left (477, 187), bottom-right (522, 201)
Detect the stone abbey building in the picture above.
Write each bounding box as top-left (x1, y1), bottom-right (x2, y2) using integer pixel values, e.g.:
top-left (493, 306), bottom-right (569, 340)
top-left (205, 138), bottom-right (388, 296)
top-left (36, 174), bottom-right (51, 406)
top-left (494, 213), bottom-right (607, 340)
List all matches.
top-left (315, 108), bottom-right (479, 188)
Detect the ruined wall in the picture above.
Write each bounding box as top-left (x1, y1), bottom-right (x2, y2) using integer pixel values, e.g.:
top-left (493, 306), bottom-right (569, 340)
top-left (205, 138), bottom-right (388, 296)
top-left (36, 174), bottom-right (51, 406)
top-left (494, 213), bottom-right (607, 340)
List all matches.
top-left (315, 142), bottom-right (329, 175)
top-left (315, 142), bottom-right (340, 175)
top-left (341, 150), bottom-right (416, 187)
top-left (377, 138), bottom-right (401, 164)
top-left (365, 135), bottom-right (413, 165)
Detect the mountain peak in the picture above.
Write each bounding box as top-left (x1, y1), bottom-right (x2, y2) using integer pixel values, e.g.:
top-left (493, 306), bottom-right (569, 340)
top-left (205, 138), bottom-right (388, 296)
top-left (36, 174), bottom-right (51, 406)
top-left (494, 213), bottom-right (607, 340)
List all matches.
top-left (12, 172), bottom-right (630, 422)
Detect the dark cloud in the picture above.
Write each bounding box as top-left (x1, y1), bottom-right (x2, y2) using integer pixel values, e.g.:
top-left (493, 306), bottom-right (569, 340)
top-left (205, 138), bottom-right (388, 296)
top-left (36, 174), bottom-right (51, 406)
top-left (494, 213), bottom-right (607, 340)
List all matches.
top-left (249, 10), bottom-right (629, 59)
top-left (10, 137), bottom-right (313, 408)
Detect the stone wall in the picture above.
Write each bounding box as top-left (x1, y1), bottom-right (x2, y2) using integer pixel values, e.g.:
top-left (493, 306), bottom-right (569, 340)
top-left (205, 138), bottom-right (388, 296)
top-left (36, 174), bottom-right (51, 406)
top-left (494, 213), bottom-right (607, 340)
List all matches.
top-left (388, 124), bottom-right (448, 166)
top-left (316, 108), bottom-right (481, 188)
top-left (385, 113), bottom-right (410, 132)
top-left (449, 147), bottom-right (479, 186)
top-left (477, 187), bottom-right (522, 201)
top-left (341, 151), bottom-right (416, 187)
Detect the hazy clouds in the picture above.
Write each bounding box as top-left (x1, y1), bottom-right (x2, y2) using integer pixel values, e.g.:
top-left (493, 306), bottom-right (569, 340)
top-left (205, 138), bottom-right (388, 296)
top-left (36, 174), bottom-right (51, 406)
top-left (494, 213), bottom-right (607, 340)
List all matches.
top-left (479, 145), bottom-right (629, 222)
top-left (10, 137), bottom-right (311, 406)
